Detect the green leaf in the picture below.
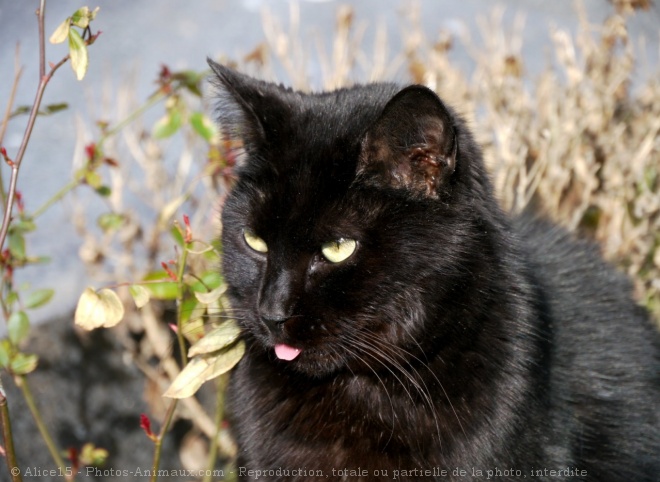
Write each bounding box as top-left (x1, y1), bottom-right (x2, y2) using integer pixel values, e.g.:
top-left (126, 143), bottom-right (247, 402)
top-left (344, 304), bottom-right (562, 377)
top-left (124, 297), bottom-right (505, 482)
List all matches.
top-left (68, 28), bottom-right (89, 81)
top-left (173, 70), bottom-right (204, 97)
top-left (74, 287), bottom-right (125, 330)
top-left (5, 291), bottom-right (18, 308)
top-left (49, 17), bottom-right (71, 44)
top-left (190, 112), bottom-right (217, 142)
top-left (0, 340), bottom-right (11, 367)
top-left (142, 272), bottom-right (180, 300)
top-left (188, 321), bottom-right (241, 357)
top-left (8, 311), bottom-right (30, 345)
top-left (11, 103), bottom-right (69, 118)
top-left (206, 271), bottom-right (223, 289)
top-left (25, 255), bottom-right (51, 265)
top-left (180, 299), bottom-right (205, 342)
top-left (97, 213), bottom-right (125, 232)
top-left (152, 109), bottom-right (183, 139)
top-left (163, 340), bottom-right (245, 398)
top-left (71, 6), bottom-right (92, 28)
top-left (129, 285), bottom-right (150, 309)
top-left (10, 353), bottom-right (38, 375)
top-left (170, 224), bottom-right (184, 247)
top-left (25, 289), bottom-right (55, 309)
top-left (204, 242), bottom-right (222, 261)
top-left (10, 220), bottom-right (37, 234)
top-left (84, 170), bottom-right (103, 189)
top-left (9, 105), bottom-right (31, 119)
top-left (44, 103), bottom-right (69, 115)
top-left (180, 297), bottom-right (200, 325)
top-left (8, 231), bottom-right (26, 260)
top-left (79, 442), bottom-right (108, 467)
top-left (184, 273), bottom-right (222, 294)
top-left (95, 186), bottom-right (112, 197)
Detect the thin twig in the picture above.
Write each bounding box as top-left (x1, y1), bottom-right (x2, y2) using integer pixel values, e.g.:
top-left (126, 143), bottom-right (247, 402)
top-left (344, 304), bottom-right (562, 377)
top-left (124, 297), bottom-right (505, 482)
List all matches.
top-left (15, 375), bottom-right (68, 475)
top-left (0, 46), bottom-right (24, 205)
top-left (0, 47), bottom-right (23, 149)
top-left (202, 376), bottom-right (227, 482)
top-left (30, 179), bottom-right (79, 220)
top-left (149, 399), bottom-right (178, 482)
top-left (38, 0), bottom-right (46, 80)
top-left (175, 247), bottom-right (190, 366)
top-left (98, 91), bottom-right (166, 150)
top-left (0, 383), bottom-right (23, 482)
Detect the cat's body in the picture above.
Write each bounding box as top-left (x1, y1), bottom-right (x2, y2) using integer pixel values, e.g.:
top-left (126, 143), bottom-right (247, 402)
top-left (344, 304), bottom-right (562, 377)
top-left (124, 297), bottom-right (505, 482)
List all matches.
top-left (211, 61), bottom-right (659, 481)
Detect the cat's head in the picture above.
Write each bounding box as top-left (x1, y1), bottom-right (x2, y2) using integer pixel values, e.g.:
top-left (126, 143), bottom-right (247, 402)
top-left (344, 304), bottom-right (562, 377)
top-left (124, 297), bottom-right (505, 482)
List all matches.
top-left (211, 61), bottom-right (495, 377)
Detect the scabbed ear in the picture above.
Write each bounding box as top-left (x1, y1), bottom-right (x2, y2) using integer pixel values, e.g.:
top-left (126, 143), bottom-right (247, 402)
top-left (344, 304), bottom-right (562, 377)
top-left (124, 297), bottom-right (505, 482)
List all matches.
top-left (207, 59), bottom-right (289, 159)
top-left (358, 85), bottom-right (457, 198)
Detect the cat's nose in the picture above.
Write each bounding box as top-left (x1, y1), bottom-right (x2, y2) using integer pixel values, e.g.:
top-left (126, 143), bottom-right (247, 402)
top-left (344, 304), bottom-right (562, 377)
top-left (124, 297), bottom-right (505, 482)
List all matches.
top-left (259, 312), bottom-right (289, 334)
top-left (258, 264), bottom-right (299, 333)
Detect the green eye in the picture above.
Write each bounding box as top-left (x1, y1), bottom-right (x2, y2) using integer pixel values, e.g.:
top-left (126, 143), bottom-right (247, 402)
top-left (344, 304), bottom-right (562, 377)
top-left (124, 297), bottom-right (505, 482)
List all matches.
top-left (321, 238), bottom-right (357, 263)
top-left (243, 229), bottom-right (268, 253)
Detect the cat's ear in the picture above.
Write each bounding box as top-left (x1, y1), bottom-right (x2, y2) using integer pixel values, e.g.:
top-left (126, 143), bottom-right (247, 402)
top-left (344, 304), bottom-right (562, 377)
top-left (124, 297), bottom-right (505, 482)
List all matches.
top-left (207, 59), bottom-right (287, 159)
top-left (358, 85), bottom-right (457, 198)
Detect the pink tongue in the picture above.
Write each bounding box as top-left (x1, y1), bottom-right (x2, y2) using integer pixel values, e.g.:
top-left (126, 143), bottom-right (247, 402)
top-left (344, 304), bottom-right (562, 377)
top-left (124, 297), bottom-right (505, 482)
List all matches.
top-left (274, 344), bottom-right (301, 361)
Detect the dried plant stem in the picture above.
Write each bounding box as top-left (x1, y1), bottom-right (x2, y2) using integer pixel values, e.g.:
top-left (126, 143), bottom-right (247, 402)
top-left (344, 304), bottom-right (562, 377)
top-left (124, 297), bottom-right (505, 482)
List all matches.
top-left (176, 247), bottom-right (190, 365)
top-left (38, 0), bottom-right (46, 79)
top-left (202, 376), bottom-right (227, 482)
top-left (0, 384), bottom-right (23, 482)
top-left (149, 399), bottom-right (178, 482)
top-left (98, 91), bottom-right (166, 151)
top-left (128, 328), bottom-right (232, 455)
top-left (31, 179), bottom-right (79, 220)
top-left (15, 375), bottom-right (70, 479)
top-left (0, 59), bottom-right (22, 150)
top-left (149, 243), bottom-right (191, 482)
top-left (0, 48), bottom-right (24, 203)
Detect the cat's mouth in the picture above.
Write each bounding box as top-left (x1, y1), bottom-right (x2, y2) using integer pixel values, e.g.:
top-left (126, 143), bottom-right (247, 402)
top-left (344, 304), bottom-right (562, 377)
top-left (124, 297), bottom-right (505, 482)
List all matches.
top-left (274, 343), bottom-right (302, 361)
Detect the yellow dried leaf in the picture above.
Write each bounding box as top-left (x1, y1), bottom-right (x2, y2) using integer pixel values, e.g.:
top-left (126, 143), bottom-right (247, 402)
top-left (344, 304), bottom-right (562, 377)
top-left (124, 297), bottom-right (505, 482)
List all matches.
top-left (164, 340), bottom-right (245, 398)
top-left (163, 356), bottom-right (208, 399)
top-left (158, 195), bottom-right (188, 227)
top-left (203, 340), bottom-right (245, 381)
top-left (75, 287), bottom-right (124, 330)
top-left (49, 18), bottom-right (70, 44)
top-left (68, 28), bottom-right (88, 81)
top-left (193, 285), bottom-right (226, 305)
top-left (188, 321), bottom-right (241, 357)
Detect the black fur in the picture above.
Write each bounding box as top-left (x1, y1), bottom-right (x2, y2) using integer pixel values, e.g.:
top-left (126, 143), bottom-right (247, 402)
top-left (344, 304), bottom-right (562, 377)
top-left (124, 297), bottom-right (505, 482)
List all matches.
top-left (210, 60), bottom-right (660, 481)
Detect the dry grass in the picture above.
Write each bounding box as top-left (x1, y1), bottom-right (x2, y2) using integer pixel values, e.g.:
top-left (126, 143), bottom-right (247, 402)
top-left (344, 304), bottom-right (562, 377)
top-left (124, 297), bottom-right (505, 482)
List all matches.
top-left (240, 1), bottom-right (660, 322)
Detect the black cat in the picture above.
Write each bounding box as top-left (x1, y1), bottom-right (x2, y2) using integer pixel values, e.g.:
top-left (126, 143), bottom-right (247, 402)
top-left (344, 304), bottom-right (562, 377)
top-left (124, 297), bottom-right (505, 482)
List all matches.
top-left (210, 60), bottom-right (660, 481)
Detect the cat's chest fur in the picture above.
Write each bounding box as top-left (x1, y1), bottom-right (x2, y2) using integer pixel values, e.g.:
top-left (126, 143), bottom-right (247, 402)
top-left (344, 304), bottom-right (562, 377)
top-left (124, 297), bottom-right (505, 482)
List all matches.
top-left (229, 352), bottom-right (495, 478)
top-left (210, 61), bottom-right (660, 482)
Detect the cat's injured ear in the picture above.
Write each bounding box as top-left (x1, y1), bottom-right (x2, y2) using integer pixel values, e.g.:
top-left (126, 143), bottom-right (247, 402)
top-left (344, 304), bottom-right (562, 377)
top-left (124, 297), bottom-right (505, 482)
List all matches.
top-left (358, 85), bottom-right (457, 198)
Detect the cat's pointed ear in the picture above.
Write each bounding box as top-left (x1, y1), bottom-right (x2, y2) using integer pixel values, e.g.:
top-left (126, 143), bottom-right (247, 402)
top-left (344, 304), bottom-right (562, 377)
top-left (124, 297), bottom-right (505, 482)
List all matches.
top-left (207, 59), bottom-right (287, 160)
top-left (358, 85), bottom-right (457, 198)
